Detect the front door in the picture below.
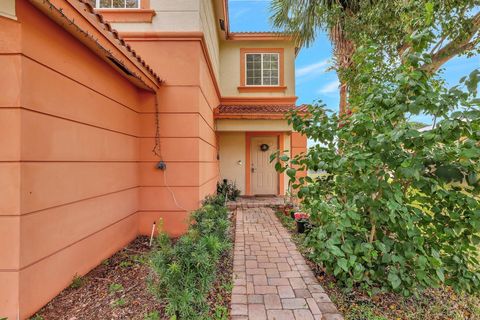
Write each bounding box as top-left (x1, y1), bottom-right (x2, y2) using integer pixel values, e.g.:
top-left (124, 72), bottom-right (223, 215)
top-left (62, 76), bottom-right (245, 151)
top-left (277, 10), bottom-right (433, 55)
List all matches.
top-left (250, 136), bottom-right (278, 195)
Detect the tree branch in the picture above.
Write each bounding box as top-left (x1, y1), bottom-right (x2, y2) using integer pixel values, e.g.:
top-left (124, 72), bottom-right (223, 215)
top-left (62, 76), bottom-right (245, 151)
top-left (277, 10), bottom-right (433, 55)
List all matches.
top-left (423, 12), bottom-right (480, 74)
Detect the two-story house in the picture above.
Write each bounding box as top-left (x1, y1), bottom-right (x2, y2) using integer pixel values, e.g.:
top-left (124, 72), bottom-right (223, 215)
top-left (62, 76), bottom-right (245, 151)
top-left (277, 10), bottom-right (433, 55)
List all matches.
top-left (0, 0), bottom-right (307, 318)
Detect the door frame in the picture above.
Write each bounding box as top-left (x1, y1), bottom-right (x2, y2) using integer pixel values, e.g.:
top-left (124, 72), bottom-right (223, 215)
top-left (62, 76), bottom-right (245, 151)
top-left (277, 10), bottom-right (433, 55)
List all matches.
top-left (245, 132), bottom-right (285, 196)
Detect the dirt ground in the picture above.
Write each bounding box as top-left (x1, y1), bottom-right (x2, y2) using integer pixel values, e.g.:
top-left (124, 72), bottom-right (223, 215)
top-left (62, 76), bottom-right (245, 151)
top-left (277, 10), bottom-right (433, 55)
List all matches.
top-left (32, 213), bottom-right (235, 320)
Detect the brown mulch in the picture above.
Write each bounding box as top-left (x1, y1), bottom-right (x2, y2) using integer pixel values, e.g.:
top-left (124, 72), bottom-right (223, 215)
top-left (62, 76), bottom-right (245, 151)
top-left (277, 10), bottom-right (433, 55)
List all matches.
top-left (33, 210), bottom-right (236, 320)
top-left (33, 236), bottom-right (165, 320)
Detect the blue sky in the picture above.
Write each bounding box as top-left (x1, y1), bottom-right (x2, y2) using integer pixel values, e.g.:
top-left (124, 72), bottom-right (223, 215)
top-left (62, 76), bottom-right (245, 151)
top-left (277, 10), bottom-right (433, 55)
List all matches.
top-left (229, 0), bottom-right (479, 125)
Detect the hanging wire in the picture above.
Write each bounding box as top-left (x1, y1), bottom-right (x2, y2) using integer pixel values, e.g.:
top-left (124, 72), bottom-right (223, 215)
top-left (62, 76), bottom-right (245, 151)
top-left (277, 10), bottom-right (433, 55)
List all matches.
top-left (151, 97), bottom-right (163, 160)
top-left (151, 96), bottom-right (188, 212)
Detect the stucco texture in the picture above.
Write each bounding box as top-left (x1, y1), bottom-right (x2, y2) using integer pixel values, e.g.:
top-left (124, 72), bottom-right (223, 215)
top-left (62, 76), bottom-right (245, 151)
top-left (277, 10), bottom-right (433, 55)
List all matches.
top-left (0, 1), bottom-right (219, 318)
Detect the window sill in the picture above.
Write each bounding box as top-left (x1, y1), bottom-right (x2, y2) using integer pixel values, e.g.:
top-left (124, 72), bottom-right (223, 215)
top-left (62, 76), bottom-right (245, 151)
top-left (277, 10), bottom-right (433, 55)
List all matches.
top-left (238, 86), bottom-right (287, 93)
top-left (95, 9), bottom-right (155, 23)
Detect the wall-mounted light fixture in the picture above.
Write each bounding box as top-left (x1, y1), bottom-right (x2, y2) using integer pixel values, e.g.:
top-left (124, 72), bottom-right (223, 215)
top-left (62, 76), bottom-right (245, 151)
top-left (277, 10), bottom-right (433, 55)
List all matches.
top-left (219, 19), bottom-right (225, 31)
top-left (156, 161), bottom-right (167, 170)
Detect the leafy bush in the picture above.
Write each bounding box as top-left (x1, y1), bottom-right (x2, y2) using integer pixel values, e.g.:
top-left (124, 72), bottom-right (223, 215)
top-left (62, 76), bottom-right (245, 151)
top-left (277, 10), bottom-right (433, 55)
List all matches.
top-left (149, 195), bottom-right (231, 319)
top-left (217, 179), bottom-right (241, 201)
top-left (274, 24), bottom-right (480, 295)
top-left (202, 194), bottom-right (226, 207)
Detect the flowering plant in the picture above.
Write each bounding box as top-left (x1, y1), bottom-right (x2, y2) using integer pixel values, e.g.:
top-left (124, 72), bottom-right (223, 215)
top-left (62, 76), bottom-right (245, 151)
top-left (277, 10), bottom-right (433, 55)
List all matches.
top-left (293, 212), bottom-right (309, 221)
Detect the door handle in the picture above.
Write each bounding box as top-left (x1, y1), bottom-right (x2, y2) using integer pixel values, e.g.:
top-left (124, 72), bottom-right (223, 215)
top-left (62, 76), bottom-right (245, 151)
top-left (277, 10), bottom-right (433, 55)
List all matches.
top-left (251, 165), bottom-right (255, 173)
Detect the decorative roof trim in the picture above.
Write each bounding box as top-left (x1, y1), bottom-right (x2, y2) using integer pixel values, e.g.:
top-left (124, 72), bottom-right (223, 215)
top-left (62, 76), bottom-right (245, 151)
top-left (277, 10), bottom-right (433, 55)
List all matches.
top-left (221, 96), bottom-right (298, 106)
top-left (28, 0), bottom-right (162, 91)
top-left (214, 104), bottom-right (308, 119)
top-left (228, 32), bottom-right (293, 41)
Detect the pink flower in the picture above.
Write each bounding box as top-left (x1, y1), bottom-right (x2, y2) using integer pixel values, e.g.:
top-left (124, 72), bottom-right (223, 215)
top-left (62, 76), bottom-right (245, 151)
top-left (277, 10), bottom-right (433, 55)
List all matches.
top-left (294, 212), bottom-right (309, 220)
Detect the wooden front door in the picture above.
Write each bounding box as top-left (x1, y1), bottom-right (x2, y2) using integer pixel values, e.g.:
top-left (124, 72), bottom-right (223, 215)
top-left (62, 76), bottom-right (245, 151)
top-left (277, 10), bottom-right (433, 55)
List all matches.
top-left (250, 136), bottom-right (278, 195)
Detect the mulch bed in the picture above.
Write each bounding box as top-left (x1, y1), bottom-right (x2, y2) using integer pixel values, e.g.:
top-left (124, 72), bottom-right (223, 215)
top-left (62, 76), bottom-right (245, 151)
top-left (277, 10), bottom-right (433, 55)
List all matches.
top-left (205, 210), bottom-right (235, 318)
top-left (274, 210), bottom-right (480, 320)
top-left (33, 210), bottom-right (236, 320)
top-left (33, 236), bottom-right (164, 320)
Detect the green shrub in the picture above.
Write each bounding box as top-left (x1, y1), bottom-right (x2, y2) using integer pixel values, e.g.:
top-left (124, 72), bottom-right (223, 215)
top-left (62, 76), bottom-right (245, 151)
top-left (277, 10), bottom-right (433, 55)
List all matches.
top-left (150, 194), bottom-right (231, 319)
top-left (143, 311), bottom-right (160, 320)
top-left (202, 194), bottom-right (226, 207)
top-left (273, 25), bottom-right (480, 295)
top-left (111, 298), bottom-right (127, 308)
top-left (70, 274), bottom-right (84, 289)
top-left (109, 283), bottom-right (123, 294)
top-left (217, 179), bottom-right (241, 201)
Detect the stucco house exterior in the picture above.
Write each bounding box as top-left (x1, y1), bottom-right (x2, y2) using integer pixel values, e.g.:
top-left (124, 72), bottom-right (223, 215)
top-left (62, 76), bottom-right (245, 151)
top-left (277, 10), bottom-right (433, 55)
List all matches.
top-left (0, 0), bottom-right (307, 318)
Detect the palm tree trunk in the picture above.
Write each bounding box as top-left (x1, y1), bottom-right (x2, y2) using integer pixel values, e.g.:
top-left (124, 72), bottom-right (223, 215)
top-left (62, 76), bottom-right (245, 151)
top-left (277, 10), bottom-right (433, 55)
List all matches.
top-left (339, 81), bottom-right (347, 115)
top-left (330, 22), bottom-right (355, 115)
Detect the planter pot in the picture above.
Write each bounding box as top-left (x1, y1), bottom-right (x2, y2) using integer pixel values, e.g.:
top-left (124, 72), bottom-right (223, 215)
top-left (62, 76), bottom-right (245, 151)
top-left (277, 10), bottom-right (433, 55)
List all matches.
top-left (296, 220), bottom-right (309, 234)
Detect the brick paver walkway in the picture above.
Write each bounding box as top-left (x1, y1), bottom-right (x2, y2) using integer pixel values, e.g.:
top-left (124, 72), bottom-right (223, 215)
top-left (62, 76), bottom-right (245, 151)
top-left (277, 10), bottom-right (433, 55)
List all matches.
top-left (230, 198), bottom-right (343, 320)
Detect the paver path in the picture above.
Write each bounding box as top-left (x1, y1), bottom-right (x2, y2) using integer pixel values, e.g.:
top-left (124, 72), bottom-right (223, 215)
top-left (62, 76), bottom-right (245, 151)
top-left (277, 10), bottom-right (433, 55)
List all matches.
top-left (230, 200), bottom-right (343, 320)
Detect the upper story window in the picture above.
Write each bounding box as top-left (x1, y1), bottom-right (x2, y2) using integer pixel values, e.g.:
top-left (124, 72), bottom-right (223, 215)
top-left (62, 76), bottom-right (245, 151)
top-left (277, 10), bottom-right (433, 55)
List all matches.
top-left (90, 0), bottom-right (154, 23)
top-left (239, 48), bottom-right (285, 92)
top-left (94, 0), bottom-right (140, 8)
top-left (245, 53), bottom-right (279, 86)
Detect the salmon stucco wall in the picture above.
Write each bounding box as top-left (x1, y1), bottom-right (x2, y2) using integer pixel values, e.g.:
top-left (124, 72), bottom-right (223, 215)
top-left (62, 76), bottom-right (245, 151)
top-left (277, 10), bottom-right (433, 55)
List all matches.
top-left (123, 35), bottom-right (219, 239)
top-left (0, 2), bottom-right (156, 318)
top-left (291, 132), bottom-right (308, 182)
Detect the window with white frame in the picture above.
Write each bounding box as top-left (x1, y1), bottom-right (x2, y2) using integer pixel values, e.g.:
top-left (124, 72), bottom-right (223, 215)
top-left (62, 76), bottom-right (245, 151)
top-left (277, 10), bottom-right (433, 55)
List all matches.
top-left (245, 53), bottom-right (279, 86)
top-left (93, 0), bottom-right (140, 8)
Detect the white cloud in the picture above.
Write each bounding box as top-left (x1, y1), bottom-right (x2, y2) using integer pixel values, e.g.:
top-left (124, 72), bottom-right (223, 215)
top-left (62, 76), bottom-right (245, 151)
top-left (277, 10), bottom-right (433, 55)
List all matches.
top-left (318, 79), bottom-right (340, 94)
top-left (232, 7), bottom-right (250, 20)
top-left (296, 59), bottom-right (330, 78)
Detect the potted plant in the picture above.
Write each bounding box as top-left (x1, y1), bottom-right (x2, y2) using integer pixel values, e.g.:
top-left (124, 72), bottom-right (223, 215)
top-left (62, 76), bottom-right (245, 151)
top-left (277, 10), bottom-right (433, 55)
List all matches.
top-left (294, 212), bottom-right (310, 234)
top-left (283, 202), bottom-right (294, 216)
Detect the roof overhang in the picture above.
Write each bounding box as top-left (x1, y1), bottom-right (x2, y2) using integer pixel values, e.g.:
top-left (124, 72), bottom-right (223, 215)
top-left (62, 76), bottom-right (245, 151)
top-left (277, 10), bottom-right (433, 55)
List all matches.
top-left (227, 32), bottom-right (293, 41)
top-left (28, 0), bottom-right (162, 92)
top-left (214, 104), bottom-right (308, 120)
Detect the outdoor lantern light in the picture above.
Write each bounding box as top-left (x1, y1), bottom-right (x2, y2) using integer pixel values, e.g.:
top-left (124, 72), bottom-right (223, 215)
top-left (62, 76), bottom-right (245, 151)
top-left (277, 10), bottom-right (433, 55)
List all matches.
top-left (156, 161), bottom-right (167, 170)
top-left (260, 144), bottom-right (269, 152)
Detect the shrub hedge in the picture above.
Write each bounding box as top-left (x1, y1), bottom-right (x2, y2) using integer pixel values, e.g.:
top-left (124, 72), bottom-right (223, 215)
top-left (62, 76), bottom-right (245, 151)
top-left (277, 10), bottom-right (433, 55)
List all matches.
top-left (149, 194), bottom-right (231, 319)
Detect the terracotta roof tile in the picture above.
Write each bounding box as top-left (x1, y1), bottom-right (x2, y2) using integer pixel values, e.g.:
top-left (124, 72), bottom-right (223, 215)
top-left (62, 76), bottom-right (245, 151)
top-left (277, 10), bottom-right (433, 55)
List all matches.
top-left (78, 0), bottom-right (162, 84)
top-left (215, 104), bottom-right (308, 114)
top-left (230, 31), bottom-right (287, 35)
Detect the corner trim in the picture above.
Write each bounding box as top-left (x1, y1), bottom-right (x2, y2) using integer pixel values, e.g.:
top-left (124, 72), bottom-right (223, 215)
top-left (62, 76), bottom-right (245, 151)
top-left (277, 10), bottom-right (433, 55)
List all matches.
top-left (95, 9), bottom-right (155, 23)
top-left (237, 86), bottom-right (287, 93)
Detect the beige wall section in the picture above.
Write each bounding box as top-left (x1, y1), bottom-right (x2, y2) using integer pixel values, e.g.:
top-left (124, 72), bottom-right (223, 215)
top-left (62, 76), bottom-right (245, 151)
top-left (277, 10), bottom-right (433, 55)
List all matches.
top-left (110, 0), bottom-right (201, 33)
top-left (218, 132), bottom-right (246, 194)
top-left (219, 40), bottom-right (296, 97)
top-left (200, 0), bottom-right (220, 79)
top-left (216, 119), bottom-right (291, 132)
top-left (0, 0), bottom-right (16, 19)
top-left (217, 129), bottom-right (291, 195)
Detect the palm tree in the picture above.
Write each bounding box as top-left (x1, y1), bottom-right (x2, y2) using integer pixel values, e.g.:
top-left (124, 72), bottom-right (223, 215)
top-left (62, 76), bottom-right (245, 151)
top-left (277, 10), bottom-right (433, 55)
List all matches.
top-left (271, 0), bottom-right (360, 115)
top-left (271, 1), bottom-right (480, 114)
